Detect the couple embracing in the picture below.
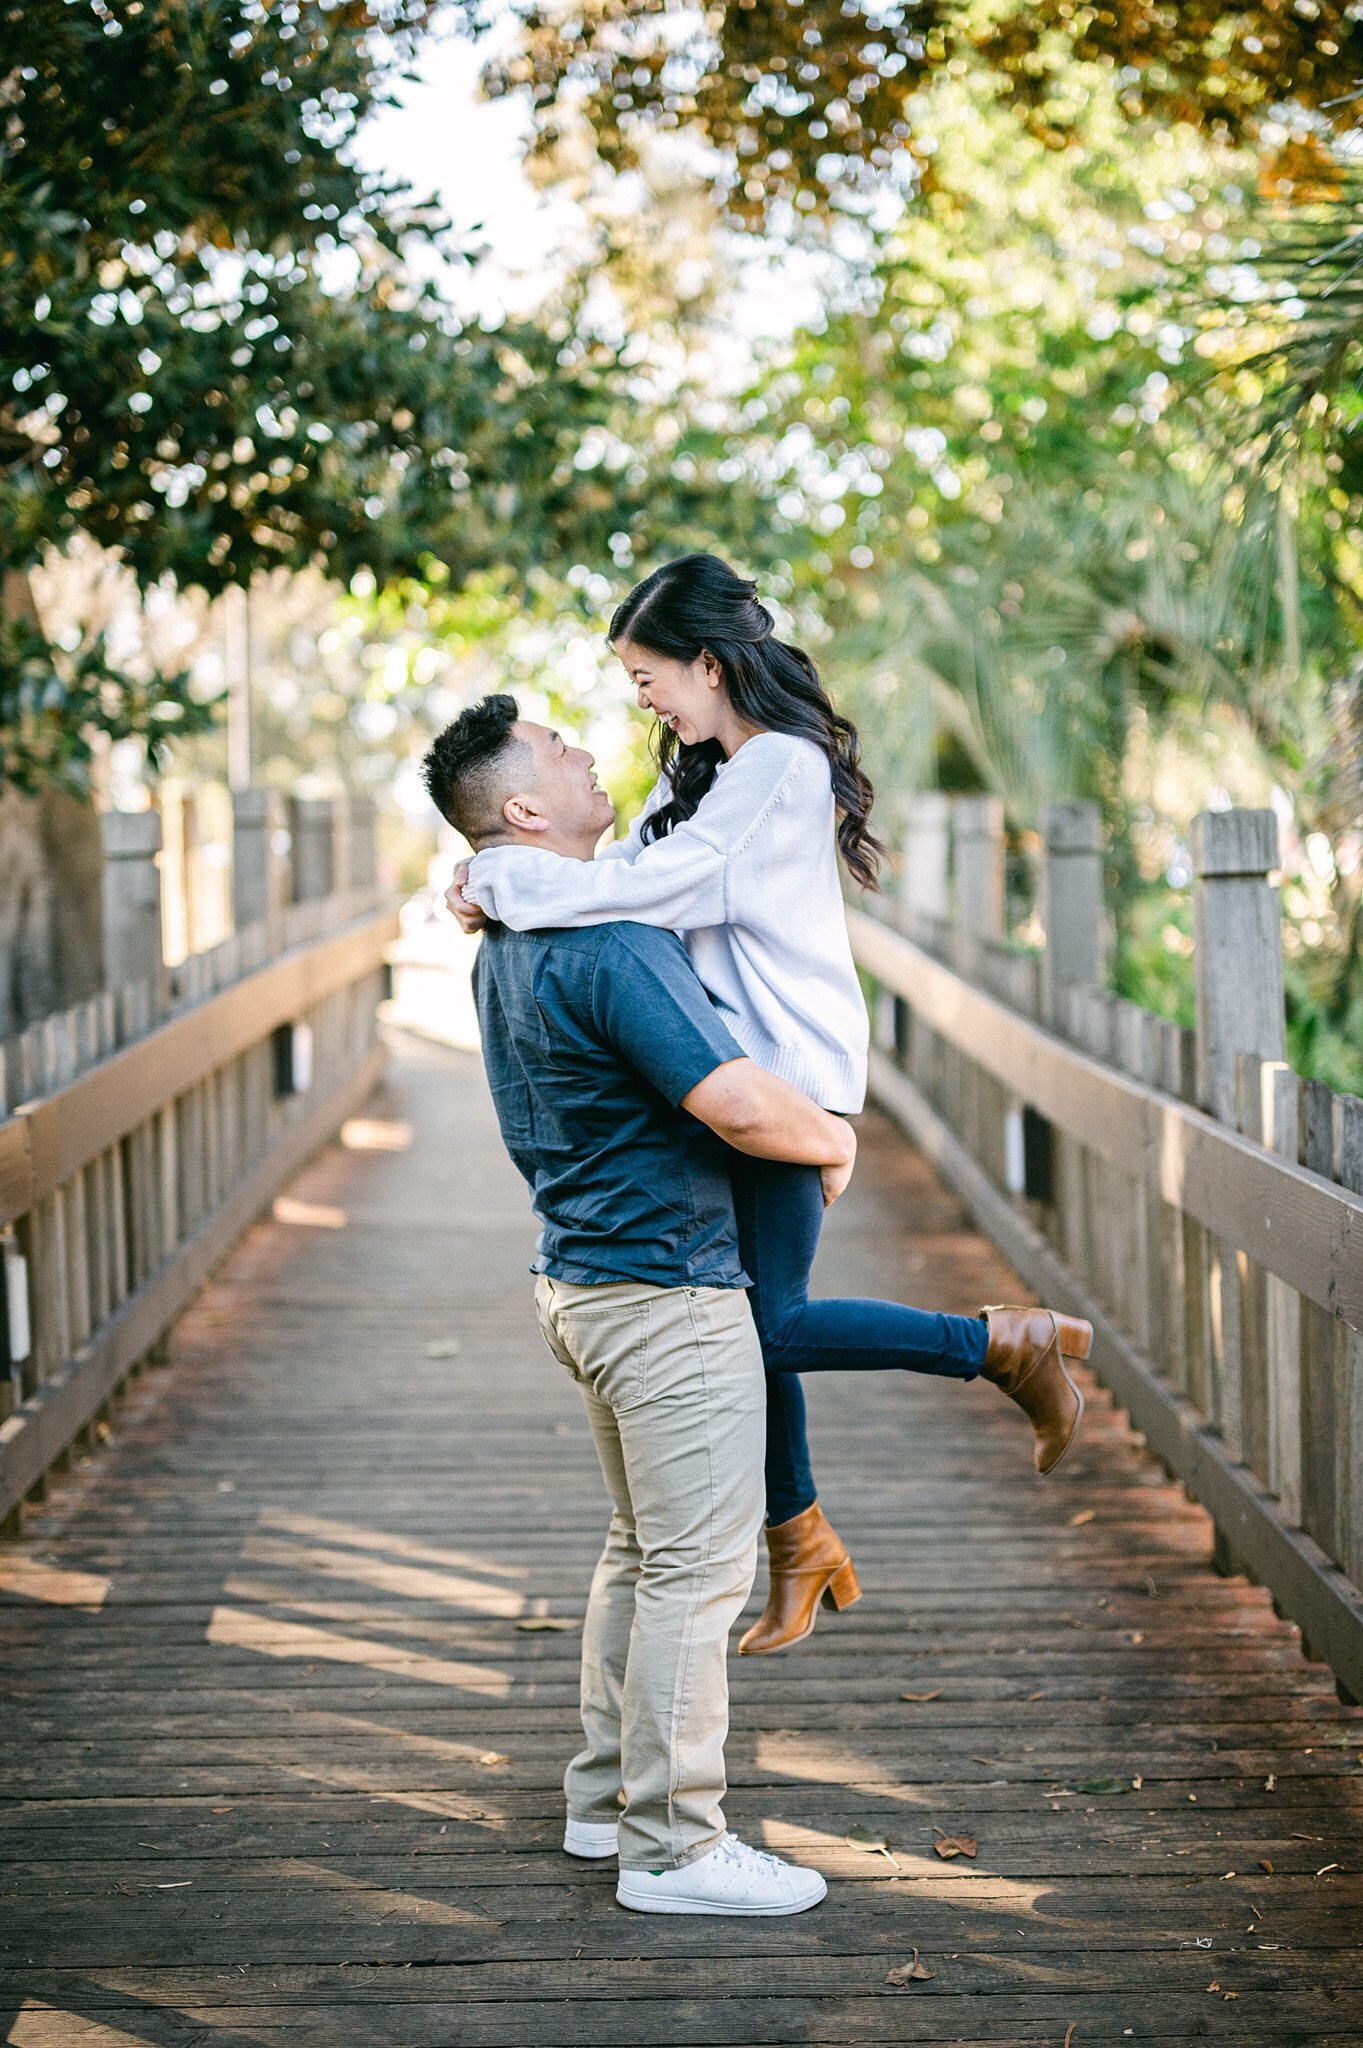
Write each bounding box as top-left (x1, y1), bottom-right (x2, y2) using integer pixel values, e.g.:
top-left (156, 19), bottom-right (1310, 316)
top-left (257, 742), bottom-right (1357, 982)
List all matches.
top-left (421, 552), bottom-right (1091, 1917)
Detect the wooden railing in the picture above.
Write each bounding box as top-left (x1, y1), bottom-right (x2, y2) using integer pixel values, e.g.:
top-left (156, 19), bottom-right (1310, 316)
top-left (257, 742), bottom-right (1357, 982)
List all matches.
top-left (0, 791), bottom-right (398, 1526)
top-left (853, 796), bottom-right (1363, 1705)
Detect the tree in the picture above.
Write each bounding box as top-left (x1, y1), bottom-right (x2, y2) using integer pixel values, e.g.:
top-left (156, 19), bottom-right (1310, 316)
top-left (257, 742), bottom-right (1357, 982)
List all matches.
top-left (0, 0), bottom-right (659, 792)
top-left (465, 0), bottom-right (1363, 228)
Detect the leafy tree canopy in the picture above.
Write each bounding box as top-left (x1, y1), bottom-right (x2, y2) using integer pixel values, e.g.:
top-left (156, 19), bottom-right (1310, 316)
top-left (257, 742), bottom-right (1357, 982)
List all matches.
top-left (463, 0), bottom-right (1363, 228)
top-left (1, 0), bottom-right (663, 599)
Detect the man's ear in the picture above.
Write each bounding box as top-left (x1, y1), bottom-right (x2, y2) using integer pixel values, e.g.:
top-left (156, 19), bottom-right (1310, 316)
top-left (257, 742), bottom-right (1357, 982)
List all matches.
top-left (502, 791), bottom-right (551, 835)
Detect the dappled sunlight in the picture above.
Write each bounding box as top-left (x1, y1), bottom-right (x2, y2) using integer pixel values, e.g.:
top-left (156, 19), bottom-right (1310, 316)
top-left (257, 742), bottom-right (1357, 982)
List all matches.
top-left (340, 1116), bottom-right (414, 1151)
top-left (5, 2003), bottom-right (281, 2048)
top-left (754, 1726), bottom-right (929, 1789)
top-left (240, 1532), bottom-right (525, 1615)
top-left (206, 1605), bottom-right (510, 1696)
top-left (252, 1749), bottom-right (512, 1827)
top-left (221, 1573), bottom-right (519, 1642)
top-left (271, 1195), bottom-right (348, 1229)
top-left (256, 1505), bottom-right (525, 1579)
top-left (0, 1558), bottom-right (109, 1608)
top-left (249, 1698), bottom-right (518, 1769)
top-left (271, 1859), bottom-right (502, 1928)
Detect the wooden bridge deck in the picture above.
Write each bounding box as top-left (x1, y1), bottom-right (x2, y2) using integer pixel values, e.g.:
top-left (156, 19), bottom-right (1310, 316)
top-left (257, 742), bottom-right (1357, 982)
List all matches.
top-left (2, 1034), bottom-right (1360, 2047)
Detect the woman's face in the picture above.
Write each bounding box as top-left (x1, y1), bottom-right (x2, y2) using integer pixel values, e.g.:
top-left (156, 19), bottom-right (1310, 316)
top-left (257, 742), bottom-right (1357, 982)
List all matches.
top-left (615, 635), bottom-right (727, 748)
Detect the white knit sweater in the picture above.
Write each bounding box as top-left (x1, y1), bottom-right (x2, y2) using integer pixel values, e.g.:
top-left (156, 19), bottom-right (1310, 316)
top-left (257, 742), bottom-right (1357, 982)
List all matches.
top-left (464, 732), bottom-right (869, 1113)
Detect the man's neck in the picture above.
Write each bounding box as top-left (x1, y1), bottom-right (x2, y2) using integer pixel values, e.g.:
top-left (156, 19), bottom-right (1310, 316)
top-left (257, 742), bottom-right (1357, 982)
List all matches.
top-left (476, 828), bottom-right (595, 862)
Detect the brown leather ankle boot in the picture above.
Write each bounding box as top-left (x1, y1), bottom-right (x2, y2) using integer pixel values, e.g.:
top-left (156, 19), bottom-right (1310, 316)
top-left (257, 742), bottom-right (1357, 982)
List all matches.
top-left (980, 1305), bottom-right (1092, 1473)
top-left (738, 1503), bottom-right (861, 1656)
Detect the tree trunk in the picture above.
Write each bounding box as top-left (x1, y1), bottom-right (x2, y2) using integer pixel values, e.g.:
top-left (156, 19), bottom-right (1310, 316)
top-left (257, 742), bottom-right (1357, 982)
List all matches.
top-left (0, 570), bottom-right (106, 1042)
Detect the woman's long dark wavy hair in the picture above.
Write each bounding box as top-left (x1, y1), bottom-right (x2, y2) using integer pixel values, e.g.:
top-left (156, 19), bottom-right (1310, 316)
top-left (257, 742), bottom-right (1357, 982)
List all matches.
top-left (610, 553), bottom-right (882, 889)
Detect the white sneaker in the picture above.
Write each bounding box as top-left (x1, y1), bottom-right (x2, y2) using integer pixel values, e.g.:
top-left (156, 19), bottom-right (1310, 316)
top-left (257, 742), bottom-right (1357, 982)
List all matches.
top-left (616, 1832), bottom-right (827, 1916)
top-left (564, 1816), bottom-right (619, 1860)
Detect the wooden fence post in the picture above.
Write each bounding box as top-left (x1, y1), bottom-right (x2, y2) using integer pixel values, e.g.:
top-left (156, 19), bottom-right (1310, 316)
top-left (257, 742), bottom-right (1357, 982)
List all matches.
top-left (899, 792), bottom-right (951, 935)
top-left (1190, 809), bottom-right (1286, 1123)
top-left (1190, 808), bottom-right (1286, 1464)
top-left (101, 811), bottom-right (165, 1011)
top-left (348, 794), bottom-right (379, 890)
top-left (951, 797), bottom-right (1005, 940)
top-left (232, 788), bottom-right (287, 954)
top-left (290, 797), bottom-right (336, 903)
top-left (1040, 801), bottom-right (1105, 1027)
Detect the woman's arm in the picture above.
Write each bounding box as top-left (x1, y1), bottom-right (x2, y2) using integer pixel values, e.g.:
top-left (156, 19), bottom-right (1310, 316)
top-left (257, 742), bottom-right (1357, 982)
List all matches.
top-left (463, 735), bottom-right (801, 934)
top-left (464, 829), bottom-right (728, 933)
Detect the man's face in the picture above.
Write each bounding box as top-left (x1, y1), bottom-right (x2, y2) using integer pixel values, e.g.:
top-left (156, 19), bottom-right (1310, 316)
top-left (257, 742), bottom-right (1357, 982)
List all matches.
top-left (505, 720), bottom-right (615, 846)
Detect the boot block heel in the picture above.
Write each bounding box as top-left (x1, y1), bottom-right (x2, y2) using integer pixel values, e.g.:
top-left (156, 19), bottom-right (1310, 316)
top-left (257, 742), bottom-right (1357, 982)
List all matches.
top-left (821, 1558), bottom-right (862, 1612)
top-left (1054, 1314), bottom-right (1093, 1362)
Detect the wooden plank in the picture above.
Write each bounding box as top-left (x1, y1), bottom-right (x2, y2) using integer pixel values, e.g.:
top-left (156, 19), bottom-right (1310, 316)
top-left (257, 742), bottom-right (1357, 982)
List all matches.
top-left (1266, 1065), bottom-right (1304, 1524)
top-left (0, 1045), bottom-right (385, 1521)
top-left (4, 907), bottom-right (397, 1218)
top-left (1334, 1095), bottom-right (1363, 1589)
top-left (1234, 1054), bottom-right (1272, 1489)
top-left (849, 910), bottom-right (1363, 1331)
top-left (2, 1040), bottom-right (1359, 2045)
top-left (868, 1047), bottom-right (1363, 1706)
top-left (1301, 1079), bottom-right (1342, 1569)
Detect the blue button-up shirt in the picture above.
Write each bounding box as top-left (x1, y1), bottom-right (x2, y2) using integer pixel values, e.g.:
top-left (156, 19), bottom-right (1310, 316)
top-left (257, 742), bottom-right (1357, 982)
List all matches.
top-left (473, 920), bottom-right (750, 1289)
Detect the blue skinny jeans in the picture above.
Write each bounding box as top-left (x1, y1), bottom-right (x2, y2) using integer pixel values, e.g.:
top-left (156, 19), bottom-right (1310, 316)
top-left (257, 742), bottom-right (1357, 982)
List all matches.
top-left (729, 1153), bottom-right (989, 1527)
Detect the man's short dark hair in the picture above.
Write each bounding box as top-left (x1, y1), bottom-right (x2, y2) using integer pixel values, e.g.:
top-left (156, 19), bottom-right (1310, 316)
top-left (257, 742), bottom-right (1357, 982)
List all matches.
top-left (421, 693), bottom-right (527, 843)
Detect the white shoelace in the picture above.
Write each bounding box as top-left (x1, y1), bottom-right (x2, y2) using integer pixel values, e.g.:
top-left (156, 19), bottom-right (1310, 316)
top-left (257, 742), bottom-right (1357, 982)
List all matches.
top-left (714, 1832), bottom-right (786, 1876)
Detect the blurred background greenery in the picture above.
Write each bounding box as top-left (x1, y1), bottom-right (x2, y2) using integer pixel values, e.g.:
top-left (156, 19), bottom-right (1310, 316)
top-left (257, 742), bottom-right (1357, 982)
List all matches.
top-left (4, 1), bottom-right (1362, 1082)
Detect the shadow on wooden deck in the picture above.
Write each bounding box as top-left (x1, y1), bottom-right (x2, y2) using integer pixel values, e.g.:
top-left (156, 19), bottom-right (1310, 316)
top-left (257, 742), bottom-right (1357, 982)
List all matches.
top-left (1, 1032), bottom-right (1360, 2046)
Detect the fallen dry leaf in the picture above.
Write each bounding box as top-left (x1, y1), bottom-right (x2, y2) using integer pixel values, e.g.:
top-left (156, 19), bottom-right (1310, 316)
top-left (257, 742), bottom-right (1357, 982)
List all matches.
top-left (1259, 1858), bottom-right (1274, 1875)
top-left (515, 1617), bottom-right (578, 1632)
top-left (847, 1824), bottom-right (889, 1850)
top-left (1064, 2026), bottom-right (1077, 2048)
top-left (900, 1689), bottom-right (943, 1703)
top-left (932, 1829), bottom-right (978, 1861)
top-left (478, 1752), bottom-right (508, 1767)
top-left (845, 1823), bottom-right (898, 1868)
top-left (1315, 1863), bottom-right (1340, 1878)
top-left (885, 1947), bottom-right (934, 1987)
top-left (1069, 1509), bottom-right (1096, 1526)
top-left (424, 1339), bottom-right (461, 1358)
top-left (1265, 1774), bottom-right (1276, 1792)
top-left (1069, 1777), bottom-right (1130, 1797)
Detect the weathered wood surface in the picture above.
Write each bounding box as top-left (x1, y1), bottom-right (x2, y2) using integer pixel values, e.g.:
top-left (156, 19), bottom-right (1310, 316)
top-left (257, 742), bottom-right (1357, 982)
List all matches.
top-left (1, 1035), bottom-right (1360, 2046)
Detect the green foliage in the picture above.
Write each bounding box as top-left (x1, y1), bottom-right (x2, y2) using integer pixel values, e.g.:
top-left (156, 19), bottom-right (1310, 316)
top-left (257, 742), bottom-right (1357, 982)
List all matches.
top-left (0, 615), bottom-right (220, 797)
top-left (467, 0), bottom-right (1363, 226)
top-left (1, 1), bottom-right (663, 598)
top-left (2, 0), bottom-right (695, 789)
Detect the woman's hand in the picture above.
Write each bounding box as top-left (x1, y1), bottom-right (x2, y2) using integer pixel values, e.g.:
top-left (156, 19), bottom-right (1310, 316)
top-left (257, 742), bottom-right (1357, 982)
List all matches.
top-left (820, 1126), bottom-right (856, 1207)
top-left (444, 860), bottom-right (488, 935)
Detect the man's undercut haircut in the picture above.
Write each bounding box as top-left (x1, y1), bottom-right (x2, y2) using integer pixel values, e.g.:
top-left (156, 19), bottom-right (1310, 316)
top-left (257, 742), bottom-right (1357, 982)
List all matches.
top-left (421, 693), bottom-right (527, 844)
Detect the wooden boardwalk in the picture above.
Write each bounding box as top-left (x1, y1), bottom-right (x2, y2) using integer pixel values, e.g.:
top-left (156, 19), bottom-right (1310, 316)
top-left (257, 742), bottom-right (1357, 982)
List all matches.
top-left (2, 1033), bottom-right (1360, 2047)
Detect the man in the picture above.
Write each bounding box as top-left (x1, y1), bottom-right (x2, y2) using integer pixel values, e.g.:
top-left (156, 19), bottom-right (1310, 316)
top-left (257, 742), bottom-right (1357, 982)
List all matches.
top-left (422, 694), bottom-right (855, 1916)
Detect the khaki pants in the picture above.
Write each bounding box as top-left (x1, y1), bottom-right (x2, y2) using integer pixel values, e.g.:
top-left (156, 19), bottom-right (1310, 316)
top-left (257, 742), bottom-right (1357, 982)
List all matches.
top-left (534, 1273), bottom-right (765, 1872)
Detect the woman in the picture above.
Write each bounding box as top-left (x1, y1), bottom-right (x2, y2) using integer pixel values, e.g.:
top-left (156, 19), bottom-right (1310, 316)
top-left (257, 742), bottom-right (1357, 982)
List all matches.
top-left (453, 553), bottom-right (1091, 1653)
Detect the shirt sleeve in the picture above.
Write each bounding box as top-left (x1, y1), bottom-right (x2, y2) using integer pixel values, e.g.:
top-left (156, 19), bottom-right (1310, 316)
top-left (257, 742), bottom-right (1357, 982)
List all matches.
top-left (464, 825), bottom-right (727, 933)
top-left (464, 736), bottom-right (805, 934)
top-left (589, 927), bottom-right (745, 1106)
